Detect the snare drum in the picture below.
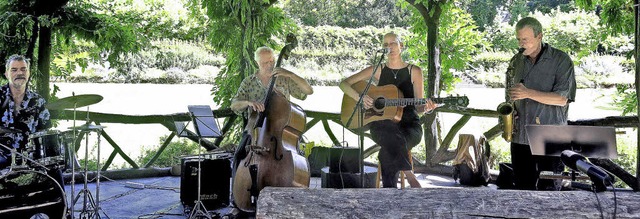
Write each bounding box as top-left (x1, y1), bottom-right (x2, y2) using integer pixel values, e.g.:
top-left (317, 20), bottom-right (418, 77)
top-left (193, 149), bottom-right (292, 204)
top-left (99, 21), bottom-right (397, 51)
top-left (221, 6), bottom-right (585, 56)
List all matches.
top-left (0, 170), bottom-right (67, 218)
top-left (29, 130), bottom-right (73, 169)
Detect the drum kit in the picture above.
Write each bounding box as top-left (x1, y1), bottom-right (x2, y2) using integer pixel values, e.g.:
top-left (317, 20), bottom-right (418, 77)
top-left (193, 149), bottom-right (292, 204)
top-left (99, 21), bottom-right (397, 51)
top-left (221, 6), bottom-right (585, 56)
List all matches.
top-left (0, 94), bottom-right (107, 219)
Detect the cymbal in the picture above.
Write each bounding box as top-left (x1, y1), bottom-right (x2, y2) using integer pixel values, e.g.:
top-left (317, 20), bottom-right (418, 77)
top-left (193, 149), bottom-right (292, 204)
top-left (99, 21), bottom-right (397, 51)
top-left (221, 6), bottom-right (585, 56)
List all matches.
top-left (47, 94), bottom-right (103, 110)
top-left (68, 124), bottom-right (106, 131)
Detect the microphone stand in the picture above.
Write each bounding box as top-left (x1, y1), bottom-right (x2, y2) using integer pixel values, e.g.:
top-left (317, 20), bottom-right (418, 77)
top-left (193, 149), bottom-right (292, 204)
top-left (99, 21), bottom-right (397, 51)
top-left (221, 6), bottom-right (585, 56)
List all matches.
top-left (344, 50), bottom-right (387, 188)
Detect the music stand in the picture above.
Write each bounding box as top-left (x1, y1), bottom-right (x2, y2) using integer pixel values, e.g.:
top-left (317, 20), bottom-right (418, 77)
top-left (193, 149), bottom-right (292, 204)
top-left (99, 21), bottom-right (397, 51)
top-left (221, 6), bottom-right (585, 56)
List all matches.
top-left (185, 105), bottom-right (222, 219)
top-left (526, 125), bottom-right (617, 191)
top-left (526, 125), bottom-right (617, 159)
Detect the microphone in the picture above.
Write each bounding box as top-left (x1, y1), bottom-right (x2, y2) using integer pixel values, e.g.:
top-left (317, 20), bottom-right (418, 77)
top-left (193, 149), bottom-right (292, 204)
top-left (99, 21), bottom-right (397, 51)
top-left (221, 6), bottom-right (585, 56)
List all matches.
top-left (517, 48), bottom-right (525, 54)
top-left (561, 150), bottom-right (612, 185)
top-left (376, 48), bottom-right (390, 54)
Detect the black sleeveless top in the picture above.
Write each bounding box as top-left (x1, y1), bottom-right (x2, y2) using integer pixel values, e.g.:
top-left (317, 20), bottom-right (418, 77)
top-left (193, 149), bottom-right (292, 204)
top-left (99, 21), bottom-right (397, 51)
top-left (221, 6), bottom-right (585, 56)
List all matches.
top-left (378, 64), bottom-right (419, 124)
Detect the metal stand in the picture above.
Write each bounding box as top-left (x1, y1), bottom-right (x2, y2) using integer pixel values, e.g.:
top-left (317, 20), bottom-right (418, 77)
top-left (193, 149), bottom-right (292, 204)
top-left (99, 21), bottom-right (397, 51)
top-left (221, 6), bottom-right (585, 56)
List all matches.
top-left (188, 136), bottom-right (211, 219)
top-left (69, 107), bottom-right (109, 219)
top-left (183, 105), bottom-right (222, 218)
top-left (344, 50), bottom-right (387, 188)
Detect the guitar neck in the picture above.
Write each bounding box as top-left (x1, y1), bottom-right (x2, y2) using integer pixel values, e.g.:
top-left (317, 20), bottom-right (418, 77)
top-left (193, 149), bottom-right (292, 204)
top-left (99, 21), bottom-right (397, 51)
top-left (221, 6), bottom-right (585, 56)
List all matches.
top-left (384, 98), bottom-right (444, 107)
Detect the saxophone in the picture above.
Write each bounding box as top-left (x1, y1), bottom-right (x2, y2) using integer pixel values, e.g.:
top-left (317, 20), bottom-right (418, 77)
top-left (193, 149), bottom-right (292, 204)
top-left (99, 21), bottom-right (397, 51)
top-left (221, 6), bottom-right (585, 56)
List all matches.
top-left (497, 48), bottom-right (524, 142)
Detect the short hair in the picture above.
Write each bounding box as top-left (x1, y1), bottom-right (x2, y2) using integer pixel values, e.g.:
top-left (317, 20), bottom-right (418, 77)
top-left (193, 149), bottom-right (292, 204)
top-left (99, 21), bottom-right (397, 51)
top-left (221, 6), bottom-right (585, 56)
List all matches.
top-left (383, 32), bottom-right (402, 43)
top-left (5, 54), bottom-right (30, 72)
top-left (516, 17), bottom-right (543, 36)
top-left (254, 47), bottom-right (274, 62)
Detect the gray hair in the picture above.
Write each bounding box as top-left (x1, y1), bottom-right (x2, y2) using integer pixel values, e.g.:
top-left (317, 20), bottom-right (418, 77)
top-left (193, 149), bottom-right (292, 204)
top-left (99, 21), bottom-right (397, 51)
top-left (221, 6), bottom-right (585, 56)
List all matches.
top-left (5, 54), bottom-right (30, 72)
top-left (516, 17), bottom-right (543, 36)
top-left (254, 47), bottom-right (274, 62)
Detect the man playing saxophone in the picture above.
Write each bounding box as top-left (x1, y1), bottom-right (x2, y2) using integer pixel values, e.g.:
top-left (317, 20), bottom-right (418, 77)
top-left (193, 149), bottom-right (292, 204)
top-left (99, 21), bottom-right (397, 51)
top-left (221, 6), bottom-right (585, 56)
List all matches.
top-left (506, 17), bottom-right (576, 190)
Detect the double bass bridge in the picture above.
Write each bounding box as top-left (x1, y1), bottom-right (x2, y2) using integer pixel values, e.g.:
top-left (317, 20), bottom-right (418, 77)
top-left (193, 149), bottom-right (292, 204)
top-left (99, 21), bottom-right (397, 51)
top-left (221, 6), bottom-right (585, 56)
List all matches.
top-left (248, 144), bottom-right (271, 154)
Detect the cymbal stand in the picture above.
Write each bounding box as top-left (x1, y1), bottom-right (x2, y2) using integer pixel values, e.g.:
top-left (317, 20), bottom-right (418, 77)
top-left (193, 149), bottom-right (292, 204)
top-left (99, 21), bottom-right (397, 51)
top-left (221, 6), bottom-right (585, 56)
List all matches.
top-left (188, 112), bottom-right (211, 219)
top-left (70, 94), bottom-right (77, 219)
top-left (70, 106), bottom-right (108, 219)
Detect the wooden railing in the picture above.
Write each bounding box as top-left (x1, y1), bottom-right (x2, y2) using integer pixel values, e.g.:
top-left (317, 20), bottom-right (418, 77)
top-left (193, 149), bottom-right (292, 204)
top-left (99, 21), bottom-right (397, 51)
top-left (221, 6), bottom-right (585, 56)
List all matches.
top-left (53, 107), bottom-right (639, 190)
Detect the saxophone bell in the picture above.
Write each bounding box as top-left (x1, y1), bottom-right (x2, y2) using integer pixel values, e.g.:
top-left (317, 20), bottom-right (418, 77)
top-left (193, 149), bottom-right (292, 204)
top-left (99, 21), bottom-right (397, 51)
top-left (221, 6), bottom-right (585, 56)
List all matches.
top-left (497, 102), bottom-right (514, 142)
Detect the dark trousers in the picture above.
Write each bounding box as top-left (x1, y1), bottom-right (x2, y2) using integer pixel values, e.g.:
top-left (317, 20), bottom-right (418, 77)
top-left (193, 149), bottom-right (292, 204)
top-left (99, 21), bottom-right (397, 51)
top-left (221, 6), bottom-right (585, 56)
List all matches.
top-left (511, 142), bottom-right (564, 190)
top-left (370, 120), bottom-right (422, 188)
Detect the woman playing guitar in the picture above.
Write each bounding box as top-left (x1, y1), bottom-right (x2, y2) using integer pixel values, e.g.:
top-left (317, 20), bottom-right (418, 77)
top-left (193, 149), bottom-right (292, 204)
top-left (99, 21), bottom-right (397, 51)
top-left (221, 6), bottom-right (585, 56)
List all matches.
top-left (339, 32), bottom-right (438, 188)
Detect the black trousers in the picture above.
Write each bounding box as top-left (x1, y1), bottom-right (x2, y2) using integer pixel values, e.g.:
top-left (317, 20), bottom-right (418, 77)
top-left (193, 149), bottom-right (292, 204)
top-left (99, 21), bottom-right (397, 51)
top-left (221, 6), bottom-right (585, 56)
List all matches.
top-left (370, 120), bottom-right (422, 188)
top-left (511, 142), bottom-right (564, 190)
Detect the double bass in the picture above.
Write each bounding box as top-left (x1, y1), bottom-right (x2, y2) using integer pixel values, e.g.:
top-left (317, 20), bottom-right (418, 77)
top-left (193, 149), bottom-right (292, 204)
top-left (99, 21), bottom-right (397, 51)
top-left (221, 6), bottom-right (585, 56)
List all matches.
top-left (232, 34), bottom-right (310, 212)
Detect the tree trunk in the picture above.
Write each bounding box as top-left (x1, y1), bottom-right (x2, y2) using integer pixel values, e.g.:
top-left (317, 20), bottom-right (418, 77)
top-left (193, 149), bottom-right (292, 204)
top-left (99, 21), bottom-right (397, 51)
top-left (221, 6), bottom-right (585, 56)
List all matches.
top-left (36, 25), bottom-right (52, 101)
top-left (407, 0), bottom-right (447, 166)
top-left (26, 19), bottom-right (39, 61)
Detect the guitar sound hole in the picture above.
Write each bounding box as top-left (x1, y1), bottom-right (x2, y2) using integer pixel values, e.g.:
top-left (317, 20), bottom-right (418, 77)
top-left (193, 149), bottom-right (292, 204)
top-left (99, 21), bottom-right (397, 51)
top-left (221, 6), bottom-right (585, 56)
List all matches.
top-left (374, 98), bottom-right (385, 110)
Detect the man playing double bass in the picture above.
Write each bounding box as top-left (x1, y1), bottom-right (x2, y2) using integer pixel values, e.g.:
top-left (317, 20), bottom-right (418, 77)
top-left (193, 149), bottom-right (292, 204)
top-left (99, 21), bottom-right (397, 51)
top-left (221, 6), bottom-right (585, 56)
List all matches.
top-left (230, 46), bottom-right (314, 172)
top-left (230, 46), bottom-right (313, 207)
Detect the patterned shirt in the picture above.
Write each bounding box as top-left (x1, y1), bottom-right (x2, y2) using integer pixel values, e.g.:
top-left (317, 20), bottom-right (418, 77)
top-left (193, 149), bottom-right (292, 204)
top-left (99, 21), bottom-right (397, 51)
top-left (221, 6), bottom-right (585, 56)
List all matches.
top-left (232, 73), bottom-right (307, 117)
top-left (0, 84), bottom-right (50, 153)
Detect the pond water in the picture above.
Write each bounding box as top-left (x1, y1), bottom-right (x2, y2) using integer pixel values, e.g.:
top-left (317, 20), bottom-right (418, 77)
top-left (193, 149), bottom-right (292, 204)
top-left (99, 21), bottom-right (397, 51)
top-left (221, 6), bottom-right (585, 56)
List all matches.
top-left (51, 82), bottom-right (625, 167)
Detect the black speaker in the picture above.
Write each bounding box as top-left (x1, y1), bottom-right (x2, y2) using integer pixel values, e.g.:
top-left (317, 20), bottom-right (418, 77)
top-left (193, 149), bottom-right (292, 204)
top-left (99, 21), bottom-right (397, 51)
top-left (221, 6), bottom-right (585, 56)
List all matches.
top-left (180, 156), bottom-right (231, 209)
top-left (329, 147), bottom-right (360, 173)
top-left (320, 166), bottom-right (377, 188)
top-left (308, 146), bottom-right (331, 177)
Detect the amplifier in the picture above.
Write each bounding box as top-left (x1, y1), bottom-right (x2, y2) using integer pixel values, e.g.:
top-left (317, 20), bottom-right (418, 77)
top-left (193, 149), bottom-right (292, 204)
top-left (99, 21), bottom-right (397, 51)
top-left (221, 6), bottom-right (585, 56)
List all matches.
top-left (180, 154), bottom-right (231, 210)
top-left (329, 147), bottom-right (360, 173)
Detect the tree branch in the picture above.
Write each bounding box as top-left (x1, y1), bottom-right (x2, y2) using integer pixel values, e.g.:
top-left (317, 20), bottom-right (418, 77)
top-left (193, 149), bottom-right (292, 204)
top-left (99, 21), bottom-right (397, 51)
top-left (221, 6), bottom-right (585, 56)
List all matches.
top-left (405, 0), bottom-right (429, 19)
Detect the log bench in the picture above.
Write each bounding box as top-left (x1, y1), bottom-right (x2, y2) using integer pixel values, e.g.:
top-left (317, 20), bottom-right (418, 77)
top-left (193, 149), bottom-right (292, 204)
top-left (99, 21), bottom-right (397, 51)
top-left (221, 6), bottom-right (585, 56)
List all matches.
top-left (257, 187), bottom-right (640, 218)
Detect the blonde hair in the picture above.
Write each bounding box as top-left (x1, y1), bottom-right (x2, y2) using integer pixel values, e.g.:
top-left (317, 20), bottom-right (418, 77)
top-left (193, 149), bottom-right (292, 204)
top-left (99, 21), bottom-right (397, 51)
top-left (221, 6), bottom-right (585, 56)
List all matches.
top-left (383, 32), bottom-right (402, 43)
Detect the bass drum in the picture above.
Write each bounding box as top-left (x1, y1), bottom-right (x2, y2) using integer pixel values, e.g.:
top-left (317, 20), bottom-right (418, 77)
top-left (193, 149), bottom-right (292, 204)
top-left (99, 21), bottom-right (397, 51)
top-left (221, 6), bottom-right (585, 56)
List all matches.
top-left (0, 170), bottom-right (66, 218)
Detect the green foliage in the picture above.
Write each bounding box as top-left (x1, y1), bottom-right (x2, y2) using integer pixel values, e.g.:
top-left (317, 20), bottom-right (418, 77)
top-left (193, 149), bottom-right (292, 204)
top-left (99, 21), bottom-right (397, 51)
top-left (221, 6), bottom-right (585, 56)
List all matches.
top-left (290, 25), bottom-right (410, 84)
top-left (458, 0), bottom-right (506, 31)
top-left (612, 129), bottom-right (638, 188)
top-left (281, 0), bottom-right (412, 28)
top-left (192, 0), bottom-right (294, 108)
top-left (405, 3), bottom-right (486, 92)
top-left (507, 0), bottom-right (529, 24)
top-left (575, 0), bottom-right (636, 36)
top-left (137, 136), bottom-right (201, 167)
top-left (486, 9), bottom-right (604, 58)
top-left (527, 0), bottom-right (574, 14)
top-left (575, 0), bottom-right (638, 116)
top-left (611, 84), bottom-right (638, 116)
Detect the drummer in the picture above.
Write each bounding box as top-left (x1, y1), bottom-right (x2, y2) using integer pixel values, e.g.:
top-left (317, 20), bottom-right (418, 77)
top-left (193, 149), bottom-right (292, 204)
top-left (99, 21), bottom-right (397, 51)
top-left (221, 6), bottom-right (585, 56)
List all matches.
top-left (0, 55), bottom-right (58, 182)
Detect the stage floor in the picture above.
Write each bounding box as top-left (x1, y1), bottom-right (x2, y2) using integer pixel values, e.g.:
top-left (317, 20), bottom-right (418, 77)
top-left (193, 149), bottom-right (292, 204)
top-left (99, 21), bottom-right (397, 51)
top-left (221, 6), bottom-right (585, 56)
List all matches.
top-left (62, 173), bottom-right (458, 218)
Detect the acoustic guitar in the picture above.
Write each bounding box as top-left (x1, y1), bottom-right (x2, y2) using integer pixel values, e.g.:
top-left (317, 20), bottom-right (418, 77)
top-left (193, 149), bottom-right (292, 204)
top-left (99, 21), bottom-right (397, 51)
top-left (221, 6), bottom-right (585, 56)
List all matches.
top-left (341, 81), bottom-right (469, 129)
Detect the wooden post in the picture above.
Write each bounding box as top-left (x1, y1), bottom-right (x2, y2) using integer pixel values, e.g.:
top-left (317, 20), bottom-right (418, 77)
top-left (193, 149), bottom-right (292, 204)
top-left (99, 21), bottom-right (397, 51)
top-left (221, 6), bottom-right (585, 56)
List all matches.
top-left (635, 0), bottom-right (640, 192)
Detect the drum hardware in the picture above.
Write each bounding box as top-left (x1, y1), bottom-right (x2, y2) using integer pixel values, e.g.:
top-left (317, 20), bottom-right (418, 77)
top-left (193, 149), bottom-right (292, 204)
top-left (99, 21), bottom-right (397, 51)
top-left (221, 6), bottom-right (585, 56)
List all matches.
top-left (0, 170), bottom-right (67, 218)
top-left (69, 110), bottom-right (108, 219)
top-left (28, 130), bottom-right (76, 170)
top-left (0, 142), bottom-right (50, 172)
top-left (55, 93), bottom-right (107, 219)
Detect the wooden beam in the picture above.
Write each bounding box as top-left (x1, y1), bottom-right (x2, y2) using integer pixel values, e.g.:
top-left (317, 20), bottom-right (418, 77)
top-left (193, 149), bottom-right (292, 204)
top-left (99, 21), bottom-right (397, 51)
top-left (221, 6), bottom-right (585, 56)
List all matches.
top-left (143, 132), bottom-right (175, 168)
top-left (635, 0), bottom-right (640, 191)
top-left (258, 187), bottom-right (640, 218)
